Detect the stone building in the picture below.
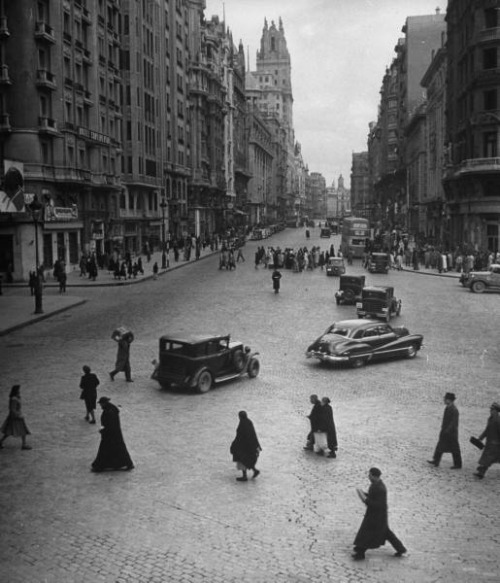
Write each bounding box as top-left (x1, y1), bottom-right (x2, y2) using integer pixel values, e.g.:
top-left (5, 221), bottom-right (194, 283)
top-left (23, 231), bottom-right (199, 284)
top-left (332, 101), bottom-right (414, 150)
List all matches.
top-left (350, 152), bottom-right (370, 219)
top-left (309, 172), bottom-right (327, 220)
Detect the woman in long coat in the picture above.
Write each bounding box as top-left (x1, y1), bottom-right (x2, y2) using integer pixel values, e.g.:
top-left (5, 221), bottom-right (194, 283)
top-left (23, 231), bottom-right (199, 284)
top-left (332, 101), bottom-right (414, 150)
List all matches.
top-left (109, 331), bottom-right (134, 382)
top-left (474, 402), bottom-right (500, 479)
top-left (318, 397), bottom-right (338, 458)
top-left (230, 411), bottom-right (261, 481)
top-left (91, 397), bottom-right (134, 472)
top-left (79, 365), bottom-right (100, 424)
top-left (0, 385), bottom-right (31, 450)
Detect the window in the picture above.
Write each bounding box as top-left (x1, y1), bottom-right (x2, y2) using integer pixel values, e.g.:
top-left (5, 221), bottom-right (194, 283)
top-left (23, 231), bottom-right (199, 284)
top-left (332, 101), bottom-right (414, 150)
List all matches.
top-left (483, 132), bottom-right (497, 157)
top-left (483, 48), bottom-right (497, 70)
top-left (484, 89), bottom-right (497, 111)
top-left (485, 8), bottom-right (498, 29)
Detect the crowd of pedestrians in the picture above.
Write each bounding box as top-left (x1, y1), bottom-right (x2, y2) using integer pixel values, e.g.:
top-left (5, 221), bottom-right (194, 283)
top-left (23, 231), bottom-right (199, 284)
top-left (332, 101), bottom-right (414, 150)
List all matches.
top-left (254, 243), bottom-right (342, 272)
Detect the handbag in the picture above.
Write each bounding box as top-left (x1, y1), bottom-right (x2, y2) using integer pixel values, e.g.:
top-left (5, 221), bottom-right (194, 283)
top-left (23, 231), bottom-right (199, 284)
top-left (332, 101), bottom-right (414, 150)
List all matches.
top-left (470, 436), bottom-right (484, 450)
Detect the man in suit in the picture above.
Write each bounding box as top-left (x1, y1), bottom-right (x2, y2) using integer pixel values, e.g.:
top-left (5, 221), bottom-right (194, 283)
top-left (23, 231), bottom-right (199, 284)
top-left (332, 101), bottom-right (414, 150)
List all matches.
top-left (428, 392), bottom-right (462, 469)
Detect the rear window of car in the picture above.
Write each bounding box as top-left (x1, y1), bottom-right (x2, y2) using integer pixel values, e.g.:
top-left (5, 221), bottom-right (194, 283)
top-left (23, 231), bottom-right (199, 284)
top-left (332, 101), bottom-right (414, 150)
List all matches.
top-left (329, 328), bottom-right (351, 337)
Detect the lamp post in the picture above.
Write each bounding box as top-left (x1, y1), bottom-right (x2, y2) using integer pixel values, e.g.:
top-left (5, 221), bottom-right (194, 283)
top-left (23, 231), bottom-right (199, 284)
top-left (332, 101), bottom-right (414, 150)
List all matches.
top-left (29, 195), bottom-right (44, 314)
top-left (160, 197), bottom-right (168, 269)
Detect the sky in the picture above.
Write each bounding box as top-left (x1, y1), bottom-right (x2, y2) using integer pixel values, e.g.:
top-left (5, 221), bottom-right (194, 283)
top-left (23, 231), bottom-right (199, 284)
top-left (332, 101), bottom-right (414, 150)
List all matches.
top-left (204, 0), bottom-right (447, 188)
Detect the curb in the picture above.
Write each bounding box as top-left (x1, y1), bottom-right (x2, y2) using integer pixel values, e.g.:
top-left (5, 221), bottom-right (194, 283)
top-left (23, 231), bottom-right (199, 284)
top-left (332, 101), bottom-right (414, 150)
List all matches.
top-left (401, 267), bottom-right (461, 279)
top-left (0, 299), bottom-right (88, 337)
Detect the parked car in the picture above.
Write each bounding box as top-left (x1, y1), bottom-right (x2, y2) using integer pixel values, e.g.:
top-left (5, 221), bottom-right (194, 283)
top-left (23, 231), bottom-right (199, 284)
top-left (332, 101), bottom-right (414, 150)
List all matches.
top-left (305, 319), bottom-right (423, 368)
top-left (320, 227), bottom-right (331, 238)
top-left (335, 275), bottom-right (366, 305)
top-left (356, 286), bottom-right (401, 322)
top-left (153, 333), bottom-right (260, 393)
top-left (460, 264), bottom-right (500, 293)
top-left (326, 256), bottom-right (346, 276)
top-left (367, 252), bottom-right (390, 273)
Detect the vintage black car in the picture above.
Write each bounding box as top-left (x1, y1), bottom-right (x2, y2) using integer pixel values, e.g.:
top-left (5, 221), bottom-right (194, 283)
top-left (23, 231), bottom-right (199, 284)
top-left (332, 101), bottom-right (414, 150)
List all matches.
top-left (356, 286), bottom-right (401, 322)
top-left (154, 333), bottom-right (260, 393)
top-left (320, 227), bottom-right (331, 238)
top-left (306, 319), bottom-right (423, 368)
top-left (335, 275), bottom-right (366, 305)
top-left (326, 256), bottom-right (346, 276)
top-left (367, 252), bottom-right (390, 273)
top-left (460, 264), bottom-right (500, 293)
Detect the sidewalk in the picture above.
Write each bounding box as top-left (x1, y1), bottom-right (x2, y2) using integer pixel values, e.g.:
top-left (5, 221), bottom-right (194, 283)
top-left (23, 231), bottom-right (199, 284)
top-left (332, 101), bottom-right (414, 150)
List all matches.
top-left (0, 246), bottom-right (217, 336)
top-left (401, 265), bottom-right (462, 279)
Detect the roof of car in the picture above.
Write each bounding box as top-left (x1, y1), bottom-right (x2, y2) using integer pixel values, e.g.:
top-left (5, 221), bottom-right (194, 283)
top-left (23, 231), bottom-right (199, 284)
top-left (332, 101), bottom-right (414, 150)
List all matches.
top-left (160, 333), bottom-right (230, 344)
top-left (363, 285), bottom-right (393, 293)
top-left (371, 252), bottom-right (388, 257)
top-left (333, 319), bottom-right (382, 330)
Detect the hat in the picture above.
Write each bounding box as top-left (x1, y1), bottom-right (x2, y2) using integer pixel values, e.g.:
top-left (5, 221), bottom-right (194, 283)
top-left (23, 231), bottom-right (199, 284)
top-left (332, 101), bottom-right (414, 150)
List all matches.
top-left (444, 392), bottom-right (456, 401)
top-left (98, 396), bottom-right (110, 405)
top-left (369, 467), bottom-right (382, 478)
top-left (490, 402), bottom-right (500, 412)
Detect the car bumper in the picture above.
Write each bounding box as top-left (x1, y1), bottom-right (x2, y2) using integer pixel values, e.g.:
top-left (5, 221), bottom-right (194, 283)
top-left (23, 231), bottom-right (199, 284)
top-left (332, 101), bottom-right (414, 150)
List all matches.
top-left (306, 351), bottom-right (349, 363)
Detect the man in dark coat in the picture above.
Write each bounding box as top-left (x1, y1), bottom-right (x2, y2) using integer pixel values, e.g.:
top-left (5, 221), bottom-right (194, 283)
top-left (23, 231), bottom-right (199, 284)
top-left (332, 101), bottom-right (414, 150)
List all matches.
top-left (304, 394), bottom-right (322, 451)
top-left (109, 330), bottom-right (134, 382)
top-left (79, 365), bottom-right (100, 424)
top-left (474, 401), bottom-right (500, 479)
top-left (91, 397), bottom-right (134, 472)
top-left (428, 392), bottom-right (462, 469)
top-left (230, 411), bottom-right (262, 482)
top-left (353, 467), bottom-right (407, 560)
top-left (272, 268), bottom-right (282, 293)
top-left (318, 397), bottom-right (338, 458)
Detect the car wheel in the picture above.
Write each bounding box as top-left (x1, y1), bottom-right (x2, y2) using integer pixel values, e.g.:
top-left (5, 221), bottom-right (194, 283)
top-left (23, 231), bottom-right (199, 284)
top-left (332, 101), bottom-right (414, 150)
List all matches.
top-left (351, 356), bottom-right (367, 368)
top-left (197, 370), bottom-right (213, 393)
top-left (406, 344), bottom-right (418, 359)
top-left (248, 358), bottom-right (260, 378)
top-left (344, 289), bottom-right (355, 303)
top-left (471, 281), bottom-right (486, 293)
top-left (233, 349), bottom-right (245, 372)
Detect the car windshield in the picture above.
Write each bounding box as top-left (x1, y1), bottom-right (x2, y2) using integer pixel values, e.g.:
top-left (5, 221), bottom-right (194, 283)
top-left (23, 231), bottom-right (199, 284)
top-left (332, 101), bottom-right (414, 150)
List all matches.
top-left (328, 326), bottom-right (352, 338)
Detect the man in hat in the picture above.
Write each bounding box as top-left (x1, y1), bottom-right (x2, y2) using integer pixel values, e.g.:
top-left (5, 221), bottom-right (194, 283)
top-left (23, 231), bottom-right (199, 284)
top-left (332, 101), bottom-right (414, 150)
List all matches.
top-left (428, 392), bottom-right (462, 469)
top-left (474, 401), bottom-right (500, 479)
top-left (352, 467), bottom-right (407, 560)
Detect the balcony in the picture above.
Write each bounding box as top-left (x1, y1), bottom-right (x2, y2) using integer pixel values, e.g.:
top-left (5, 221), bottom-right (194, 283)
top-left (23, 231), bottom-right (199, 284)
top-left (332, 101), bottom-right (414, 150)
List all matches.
top-left (0, 16), bottom-right (10, 38)
top-left (82, 8), bottom-right (92, 24)
top-left (473, 67), bottom-right (500, 86)
top-left (458, 157), bottom-right (500, 174)
top-left (38, 116), bottom-right (58, 135)
top-left (0, 113), bottom-right (11, 133)
top-left (83, 90), bottom-right (94, 106)
top-left (35, 21), bottom-right (56, 44)
top-left (82, 49), bottom-right (93, 65)
top-left (476, 27), bottom-right (500, 44)
top-left (36, 69), bottom-right (57, 91)
top-left (0, 64), bottom-right (12, 85)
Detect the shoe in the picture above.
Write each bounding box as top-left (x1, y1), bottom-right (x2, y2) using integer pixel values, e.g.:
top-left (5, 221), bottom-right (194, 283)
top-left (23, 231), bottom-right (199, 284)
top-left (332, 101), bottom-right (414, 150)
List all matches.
top-left (474, 472), bottom-right (484, 479)
top-left (21, 445), bottom-right (32, 450)
top-left (394, 547), bottom-right (407, 557)
top-left (327, 452), bottom-right (337, 458)
top-left (351, 554), bottom-right (365, 561)
top-left (427, 460), bottom-right (438, 466)
top-left (126, 379), bottom-right (134, 383)
top-left (124, 465), bottom-right (134, 471)
top-left (236, 476), bottom-right (248, 482)
top-left (109, 372), bottom-right (115, 381)
top-left (252, 470), bottom-right (260, 479)
top-left (450, 465), bottom-right (462, 469)
top-left (89, 420), bottom-right (96, 424)
top-left (303, 445), bottom-right (313, 451)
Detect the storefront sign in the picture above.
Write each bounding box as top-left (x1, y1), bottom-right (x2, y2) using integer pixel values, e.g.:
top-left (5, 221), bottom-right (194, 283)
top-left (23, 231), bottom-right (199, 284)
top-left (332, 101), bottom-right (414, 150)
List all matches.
top-left (77, 126), bottom-right (111, 145)
top-left (45, 205), bottom-right (79, 221)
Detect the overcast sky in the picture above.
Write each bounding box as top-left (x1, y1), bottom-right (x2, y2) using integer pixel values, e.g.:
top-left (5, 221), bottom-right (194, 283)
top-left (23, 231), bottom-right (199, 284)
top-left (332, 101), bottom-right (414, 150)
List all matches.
top-left (204, 0), bottom-right (446, 188)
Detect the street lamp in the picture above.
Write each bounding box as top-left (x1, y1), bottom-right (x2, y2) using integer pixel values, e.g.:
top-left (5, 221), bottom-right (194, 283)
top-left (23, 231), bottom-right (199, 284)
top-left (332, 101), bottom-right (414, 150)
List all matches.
top-left (160, 197), bottom-right (168, 269)
top-left (29, 195), bottom-right (44, 314)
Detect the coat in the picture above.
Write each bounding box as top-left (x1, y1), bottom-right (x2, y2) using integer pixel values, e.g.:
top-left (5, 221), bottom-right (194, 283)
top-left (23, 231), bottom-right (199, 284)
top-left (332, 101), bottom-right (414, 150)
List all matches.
top-left (478, 410), bottom-right (500, 467)
top-left (436, 403), bottom-right (460, 452)
top-left (272, 270), bottom-right (282, 290)
top-left (353, 479), bottom-right (389, 549)
top-left (114, 337), bottom-right (132, 371)
top-left (79, 372), bottom-right (100, 409)
top-left (308, 402), bottom-right (322, 434)
top-left (317, 403), bottom-right (338, 450)
top-left (230, 417), bottom-right (261, 470)
top-left (92, 402), bottom-right (133, 471)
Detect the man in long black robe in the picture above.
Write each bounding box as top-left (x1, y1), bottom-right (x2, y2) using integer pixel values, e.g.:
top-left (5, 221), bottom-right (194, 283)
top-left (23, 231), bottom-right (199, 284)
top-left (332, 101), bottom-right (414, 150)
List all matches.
top-left (230, 411), bottom-right (261, 482)
top-left (304, 394), bottom-right (322, 451)
top-left (428, 392), bottom-right (462, 469)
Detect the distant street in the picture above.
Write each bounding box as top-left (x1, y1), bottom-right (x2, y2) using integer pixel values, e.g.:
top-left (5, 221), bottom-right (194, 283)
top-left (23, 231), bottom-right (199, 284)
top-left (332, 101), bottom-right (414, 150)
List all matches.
top-left (1, 225), bottom-right (499, 583)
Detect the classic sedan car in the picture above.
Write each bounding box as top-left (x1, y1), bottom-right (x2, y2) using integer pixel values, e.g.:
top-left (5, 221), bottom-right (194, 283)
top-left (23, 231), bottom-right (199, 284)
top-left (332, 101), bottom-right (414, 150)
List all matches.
top-left (460, 264), bottom-right (500, 293)
top-left (153, 333), bottom-right (260, 393)
top-left (306, 319), bottom-right (423, 368)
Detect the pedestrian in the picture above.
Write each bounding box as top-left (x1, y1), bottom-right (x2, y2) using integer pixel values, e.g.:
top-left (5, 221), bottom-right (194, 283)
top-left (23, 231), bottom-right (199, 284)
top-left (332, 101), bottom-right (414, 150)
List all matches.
top-left (427, 392), bottom-right (462, 469)
top-left (304, 394), bottom-right (322, 451)
top-left (352, 467), bottom-right (407, 560)
top-left (153, 261), bottom-right (159, 280)
top-left (272, 268), bottom-right (282, 294)
top-left (236, 246), bottom-right (245, 262)
top-left (0, 385), bottom-right (32, 450)
top-left (79, 365), bottom-right (100, 424)
top-left (91, 397), bottom-right (134, 472)
top-left (254, 249), bottom-right (260, 269)
top-left (58, 271), bottom-right (67, 294)
top-left (230, 410), bottom-right (262, 482)
top-left (473, 401), bottom-right (500, 479)
top-left (318, 397), bottom-right (338, 458)
top-left (109, 328), bottom-right (134, 382)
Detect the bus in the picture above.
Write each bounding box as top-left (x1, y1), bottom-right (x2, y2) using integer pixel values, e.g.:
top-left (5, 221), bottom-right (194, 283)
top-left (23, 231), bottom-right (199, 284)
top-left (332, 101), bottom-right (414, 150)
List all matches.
top-left (341, 217), bottom-right (370, 259)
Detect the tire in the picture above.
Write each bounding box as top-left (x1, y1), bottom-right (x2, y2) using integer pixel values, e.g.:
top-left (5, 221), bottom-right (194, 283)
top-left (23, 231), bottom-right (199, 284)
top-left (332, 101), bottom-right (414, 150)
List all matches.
top-left (233, 349), bottom-right (245, 372)
top-left (350, 356), bottom-right (367, 368)
top-left (196, 370), bottom-right (213, 393)
top-left (406, 344), bottom-right (418, 359)
top-left (344, 289), bottom-right (355, 303)
top-left (248, 358), bottom-right (260, 378)
top-left (471, 281), bottom-right (486, 293)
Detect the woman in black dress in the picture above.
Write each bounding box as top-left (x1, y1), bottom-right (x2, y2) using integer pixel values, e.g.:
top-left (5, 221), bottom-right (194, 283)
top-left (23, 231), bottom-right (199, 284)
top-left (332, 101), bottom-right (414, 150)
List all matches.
top-left (230, 411), bottom-right (262, 481)
top-left (0, 385), bottom-right (31, 450)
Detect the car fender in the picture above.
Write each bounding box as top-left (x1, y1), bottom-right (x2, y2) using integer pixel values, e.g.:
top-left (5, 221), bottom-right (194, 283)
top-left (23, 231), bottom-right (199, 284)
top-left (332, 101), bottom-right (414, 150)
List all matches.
top-left (336, 342), bottom-right (373, 357)
top-left (191, 366), bottom-right (212, 388)
top-left (242, 351), bottom-right (259, 373)
top-left (383, 334), bottom-right (423, 351)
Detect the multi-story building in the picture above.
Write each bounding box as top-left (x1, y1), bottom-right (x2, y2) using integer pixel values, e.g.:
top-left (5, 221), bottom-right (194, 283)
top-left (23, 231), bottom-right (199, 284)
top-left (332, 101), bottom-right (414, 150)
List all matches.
top-left (309, 172), bottom-right (326, 219)
top-left (350, 152), bottom-right (370, 219)
top-left (443, 1), bottom-right (500, 252)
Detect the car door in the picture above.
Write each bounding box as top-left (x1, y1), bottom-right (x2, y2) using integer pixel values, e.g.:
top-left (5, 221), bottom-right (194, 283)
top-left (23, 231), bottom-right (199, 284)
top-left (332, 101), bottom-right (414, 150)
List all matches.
top-left (372, 324), bottom-right (401, 358)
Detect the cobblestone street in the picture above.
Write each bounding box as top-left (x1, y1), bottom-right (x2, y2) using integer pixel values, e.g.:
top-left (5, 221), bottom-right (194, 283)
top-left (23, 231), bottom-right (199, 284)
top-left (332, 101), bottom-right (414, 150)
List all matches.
top-left (0, 227), bottom-right (499, 583)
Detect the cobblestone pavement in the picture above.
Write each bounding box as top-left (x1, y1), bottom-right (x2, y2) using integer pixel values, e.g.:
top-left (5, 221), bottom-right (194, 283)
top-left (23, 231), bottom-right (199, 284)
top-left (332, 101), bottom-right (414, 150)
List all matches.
top-left (0, 226), bottom-right (499, 583)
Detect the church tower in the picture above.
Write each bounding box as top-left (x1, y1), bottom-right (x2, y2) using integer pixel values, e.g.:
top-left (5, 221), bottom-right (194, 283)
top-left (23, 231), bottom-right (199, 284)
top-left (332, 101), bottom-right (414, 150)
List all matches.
top-left (254, 17), bottom-right (294, 146)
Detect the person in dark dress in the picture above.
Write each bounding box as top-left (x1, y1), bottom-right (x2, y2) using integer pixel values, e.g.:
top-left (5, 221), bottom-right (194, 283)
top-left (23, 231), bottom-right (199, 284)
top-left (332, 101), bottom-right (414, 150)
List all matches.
top-left (304, 394), bottom-right (322, 451)
top-left (428, 392), bottom-right (462, 469)
top-left (353, 467), bottom-right (407, 560)
top-left (230, 411), bottom-right (262, 482)
top-left (272, 268), bottom-right (282, 294)
top-left (109, 330), bottom-right (134, 382)
top-left (79, 365), bottom-right (100, 424)
top-left (474, 401), bottom-right (500, 479)
top-left (91, 397), bottom-right (134, 472)
top-left (0, 385), bottom-right (32, 450)
top-left (318, 397), bottom-right (338, 458)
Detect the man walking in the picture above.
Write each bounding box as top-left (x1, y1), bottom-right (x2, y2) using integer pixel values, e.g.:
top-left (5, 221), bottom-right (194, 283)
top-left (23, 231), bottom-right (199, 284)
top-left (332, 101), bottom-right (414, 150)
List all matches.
top-left (352, 467), bottom-right (407, 560)
top-left (474, 401), bottom-right (500, 479)
top-left (428, 392), bottom-right (462, 469)
top-left (109, 329), bottom-right (134, 382)
top-left (304, 394), bottom-right (322, 451)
